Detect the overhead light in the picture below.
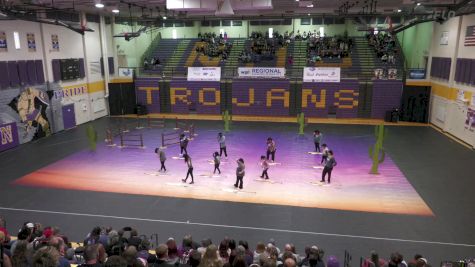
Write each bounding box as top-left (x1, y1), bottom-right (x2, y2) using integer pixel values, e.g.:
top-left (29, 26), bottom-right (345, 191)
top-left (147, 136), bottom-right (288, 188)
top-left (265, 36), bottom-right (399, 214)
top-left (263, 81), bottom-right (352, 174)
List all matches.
top-left (163, 16), bottom-right (167, 20)
top-left (112, 9), bottom-right (120, 13)
top-left (307, 4), bottom-right (314, 7)
top-left (307, 13), bottom-right (310, 16)
top-left (416, 2), bottom-right (421, 5)
top-left (295, 0), bottom-right (299, 1)
top-left (95, 0), bottom-right (104, 8)
top-left (397, 9), bottom-right (402, 12)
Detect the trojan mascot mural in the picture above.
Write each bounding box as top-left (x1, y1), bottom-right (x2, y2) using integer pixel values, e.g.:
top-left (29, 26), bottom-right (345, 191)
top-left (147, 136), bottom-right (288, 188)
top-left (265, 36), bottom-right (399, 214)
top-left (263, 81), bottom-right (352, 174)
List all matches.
top-left (8, 87), bottom-right (51, 140)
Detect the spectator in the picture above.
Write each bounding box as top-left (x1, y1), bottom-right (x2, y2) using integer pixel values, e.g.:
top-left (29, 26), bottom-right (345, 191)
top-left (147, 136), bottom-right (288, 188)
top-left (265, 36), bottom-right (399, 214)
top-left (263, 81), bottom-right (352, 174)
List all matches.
top-left (49, 236), bottom-right (70, 267)
top-left (198, 238), bottom-right (213, 256)
top-left (32, 246), bottom-right (60, 267)
top-left (80, 244), bottom-right (103, 267)
top-left (189, 250), bottom-right (202, 267)
top-left (166, 238), bottom-right (179, 261)
top-left (284, 258), bottom-right (297, 267)
top-left (123, 246), bottom-right (139, 267)
top-left (363, 251), bottom-right (386, 267)
top-left (199, 244), bottom-right (223, 267)
top-left (327, 256), bottom-right (340, 267)
top-left (105, 255), bottom-right (128, 267)
top-left (11, 240), bottom-right (29, 267)
top-left (253, 242), bottom-right (266, 264)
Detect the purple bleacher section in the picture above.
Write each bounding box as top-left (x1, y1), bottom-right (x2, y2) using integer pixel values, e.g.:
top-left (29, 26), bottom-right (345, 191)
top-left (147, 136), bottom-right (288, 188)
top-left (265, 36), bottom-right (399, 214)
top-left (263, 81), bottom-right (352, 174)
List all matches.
top-left (430, 57), bottom-right (451, 80)
top-left (302, 79), bottom-right (359, 118)
top-left (371, 80), bottom-right (403, 119)
top-left (135, 77), bottom-right (161, 113)
top-left (232, 79), bottom-right (290, 116)
top-left (170, 78), bottom-right (221, 114)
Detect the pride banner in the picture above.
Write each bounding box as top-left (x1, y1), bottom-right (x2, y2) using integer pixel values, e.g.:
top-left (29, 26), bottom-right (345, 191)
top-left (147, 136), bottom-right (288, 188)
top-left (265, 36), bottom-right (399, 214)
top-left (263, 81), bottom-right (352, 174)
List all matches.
top-left (0, 122), bottom-right (19, 152)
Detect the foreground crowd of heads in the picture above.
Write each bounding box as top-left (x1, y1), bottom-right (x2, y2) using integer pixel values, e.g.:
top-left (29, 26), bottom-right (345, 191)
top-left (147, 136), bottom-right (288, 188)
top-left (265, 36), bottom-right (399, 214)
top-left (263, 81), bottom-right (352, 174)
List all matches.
top-left (0, 217), bottom-right (432, 267)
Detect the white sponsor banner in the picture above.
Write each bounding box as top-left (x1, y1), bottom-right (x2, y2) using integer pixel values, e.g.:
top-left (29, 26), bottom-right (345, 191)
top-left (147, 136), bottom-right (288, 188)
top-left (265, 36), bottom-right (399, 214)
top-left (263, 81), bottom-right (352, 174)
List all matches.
top-left (118, 67), bottom-right (134, 77)
top-left (238, 67), bottom-right (286, 78)
top-left (303, 67), bottom-right (341, 83)
top-left (187, 67), bottom-right (221, 81)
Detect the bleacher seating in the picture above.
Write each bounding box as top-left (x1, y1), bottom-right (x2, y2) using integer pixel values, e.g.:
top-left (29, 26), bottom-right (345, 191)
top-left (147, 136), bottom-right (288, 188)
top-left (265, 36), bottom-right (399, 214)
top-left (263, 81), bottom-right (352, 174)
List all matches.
top-left (140, 36), bottom-right (404, 81)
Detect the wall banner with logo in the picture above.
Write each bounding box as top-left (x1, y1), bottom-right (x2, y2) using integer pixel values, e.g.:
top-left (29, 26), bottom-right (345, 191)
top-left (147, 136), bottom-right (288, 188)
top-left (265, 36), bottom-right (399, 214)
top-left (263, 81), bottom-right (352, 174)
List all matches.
top-left (303, 67), bottom-right (341, 83)
top-left (187, 67), bottom-right (221, 81)
top-left (238, 67), bottom-right (286, 78)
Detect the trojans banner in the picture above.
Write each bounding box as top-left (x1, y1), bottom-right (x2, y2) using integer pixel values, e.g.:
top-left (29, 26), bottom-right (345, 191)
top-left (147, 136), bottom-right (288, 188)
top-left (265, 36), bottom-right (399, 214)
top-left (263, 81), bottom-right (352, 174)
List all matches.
top-left (187, 67), bottom-right (221, 82)
top-left (238, 67), bottom-right (286, 78)
top-left (303, 67), bottom-right (341, 83)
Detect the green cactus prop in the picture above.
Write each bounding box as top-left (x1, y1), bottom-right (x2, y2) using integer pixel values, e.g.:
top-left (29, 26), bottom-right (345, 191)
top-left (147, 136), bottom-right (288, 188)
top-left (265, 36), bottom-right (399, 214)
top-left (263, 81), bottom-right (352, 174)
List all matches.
top-left (297, 112), bottom-right (305, 135)
top-left (369, 124), bottom-right (387, 174)
top-left (222, 110), bottom-right (232, 132)
top-left (86, 125), bottom-right (98, 151)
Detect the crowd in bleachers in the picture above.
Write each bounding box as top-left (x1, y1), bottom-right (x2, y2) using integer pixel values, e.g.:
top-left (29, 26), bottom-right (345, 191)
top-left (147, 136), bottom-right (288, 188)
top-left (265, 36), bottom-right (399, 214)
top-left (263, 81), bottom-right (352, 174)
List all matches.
top-left (144, 57), bottom-right (161, 70)
top-left (305, 33), bottom-right (352, 64)
top-left (367, 32), bottom-right (397, 65)
top-left (238, 32), bottom-right (279, 63)
top-left (0, 216), bottom-right (439, 267)
top-left (197, 32), bottom-right (233, 61)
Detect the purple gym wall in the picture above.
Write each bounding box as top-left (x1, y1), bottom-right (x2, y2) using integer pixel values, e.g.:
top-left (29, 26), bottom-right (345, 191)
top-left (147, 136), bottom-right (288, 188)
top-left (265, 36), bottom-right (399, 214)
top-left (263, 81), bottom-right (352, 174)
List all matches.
top-left (232, 79), bottom-right (290, 116)
top-left (170, 78), bottom-right (221, 114)
top-left (302, 79), bottom-right (359, 118)
top-left (371, 80), bottom-right (403, 119)
top-left (135, 77), bottom-right (161, 113)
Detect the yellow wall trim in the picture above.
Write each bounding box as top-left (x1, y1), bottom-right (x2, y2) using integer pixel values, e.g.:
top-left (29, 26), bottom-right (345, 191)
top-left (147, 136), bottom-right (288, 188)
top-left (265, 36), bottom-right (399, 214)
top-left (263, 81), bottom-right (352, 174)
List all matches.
top-left (406, 80), bottom-right (474, 104)
top-left (110, 78), bottom-right (133, 83)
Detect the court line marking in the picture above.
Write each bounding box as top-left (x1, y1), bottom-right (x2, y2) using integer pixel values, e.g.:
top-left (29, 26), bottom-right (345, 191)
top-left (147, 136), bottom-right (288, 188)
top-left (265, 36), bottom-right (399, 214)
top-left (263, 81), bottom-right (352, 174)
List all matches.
top-left (0, 206), bottom-right (474, 247)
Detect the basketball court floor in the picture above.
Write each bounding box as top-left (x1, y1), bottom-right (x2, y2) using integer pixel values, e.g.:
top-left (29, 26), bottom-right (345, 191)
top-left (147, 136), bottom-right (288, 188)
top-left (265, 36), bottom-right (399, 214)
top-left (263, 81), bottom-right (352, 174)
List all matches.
top-left (0, 117), bottom-right (474, 264)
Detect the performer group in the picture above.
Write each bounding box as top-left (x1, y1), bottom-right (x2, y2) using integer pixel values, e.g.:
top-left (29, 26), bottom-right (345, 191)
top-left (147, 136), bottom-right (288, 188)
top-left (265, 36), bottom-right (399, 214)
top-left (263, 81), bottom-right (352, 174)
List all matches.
top-left (155, 129), bottom-right (337, 189)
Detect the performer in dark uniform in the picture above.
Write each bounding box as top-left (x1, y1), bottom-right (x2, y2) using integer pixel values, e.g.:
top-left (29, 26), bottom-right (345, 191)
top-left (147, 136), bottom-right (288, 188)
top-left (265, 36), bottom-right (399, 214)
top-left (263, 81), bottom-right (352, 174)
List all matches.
top-left (213, 151), bottom-right (221, 174)
top-left (217, 133), bottom-right (227, 157)
top-left (260, 155), bottom-right (270, 179)
top-left (321, 144), bottom-right (329, 165)
top-left (313, 130), bottom-right (323, 152)
top-left (266, 137), bottom-right (276, 162)
top-left (234, 158), bottom-right (245, 189)
top-left (179, 133), bottom-right (189, 155)
top-left (182, 154), bottom-right (194, 184)
top-left (156, 147), bottom-right (167, 172)
top-left (321, 150), bottom-right (337, 184)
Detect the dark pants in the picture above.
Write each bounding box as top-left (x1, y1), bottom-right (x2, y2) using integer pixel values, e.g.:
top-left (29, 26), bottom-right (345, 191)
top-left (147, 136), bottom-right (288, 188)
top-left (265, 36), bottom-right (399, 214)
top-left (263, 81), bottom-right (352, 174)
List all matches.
top-left (321, 155), bottom-right (328, 164)
top-left (184, 167), bottom-right (194, 182)
top-left (315, 142), bottom-right (320, 152)
top-left (321, 166), bottom-right (333, 183)
top-left (214, 163), bottom-right (221, 174)
top-left (261, 169), bottom-right (269, 179)
top-left (180, 146), bottom-right (188, 155)
top-left (220, 146), bottom-right (227, 157)
top-left (160, 161), bottom-right (166, 172)
top-left (266, 150), bottom-right (275, 161)
top-left (234, 176), bottom-right (243, 189)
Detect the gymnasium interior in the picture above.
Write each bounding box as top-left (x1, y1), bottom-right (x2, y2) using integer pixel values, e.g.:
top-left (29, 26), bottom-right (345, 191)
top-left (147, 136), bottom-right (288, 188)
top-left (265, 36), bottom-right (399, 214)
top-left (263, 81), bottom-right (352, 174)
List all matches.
top-left (1, 0), bottom-right (475, 267)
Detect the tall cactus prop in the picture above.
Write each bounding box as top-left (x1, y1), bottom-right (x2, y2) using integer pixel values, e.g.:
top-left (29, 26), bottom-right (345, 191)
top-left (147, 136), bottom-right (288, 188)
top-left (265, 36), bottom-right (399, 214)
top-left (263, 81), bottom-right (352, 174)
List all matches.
top-left (86, 125), bottom-right (98, 151)
top-left (297, 112), bottom-right (305, 135)
top-left (369, 124), bottom-right (387, 174)
top-left (222, 110), bottom-right (232, 132)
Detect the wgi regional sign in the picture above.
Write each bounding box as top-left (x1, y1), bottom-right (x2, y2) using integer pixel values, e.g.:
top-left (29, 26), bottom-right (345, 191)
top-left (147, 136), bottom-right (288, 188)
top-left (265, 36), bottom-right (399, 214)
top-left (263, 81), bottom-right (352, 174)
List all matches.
top-left (238, 67), bottom-right (286, 78)
top-left (303, 67), bottom-right (341, 83)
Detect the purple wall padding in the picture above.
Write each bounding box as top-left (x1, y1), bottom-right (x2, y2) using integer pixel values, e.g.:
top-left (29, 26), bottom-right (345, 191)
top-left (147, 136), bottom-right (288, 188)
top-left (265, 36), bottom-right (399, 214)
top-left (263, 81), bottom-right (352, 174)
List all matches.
top-left (52, 59), bottom-right (61, 82)
top-left (430, 57), bottom-right (451, 80)
top-left (170, 78), bottom-right (221, 114)
top-left (135, 77), bottom-right (161, 113)
top-left (371, 80), bottom-right (403, 119)
top-left (232, 79), bottom-right (290, 116)
top-left (463, 59), bottom-right (472, 84)
top-left (0, 62), bottom-right (9, 88)
top-left (7, 61), bottom-right (19, 87)
top-left (470, 60), bottom-right (475, 86)
top-left (302, 79), bottom-right (359, 118)
top-left (78, 58), bottom-right (85, 78)
top-left (35, 60), bottom-right (45, 84)
top-left (455, 58), bottom-right (462, 83)
top-left (27, 60), bottom-right (37, 85)
top-left (18, 61), bottom-right (28, 86)
top-left (108, 57), bottom-right (114, 74)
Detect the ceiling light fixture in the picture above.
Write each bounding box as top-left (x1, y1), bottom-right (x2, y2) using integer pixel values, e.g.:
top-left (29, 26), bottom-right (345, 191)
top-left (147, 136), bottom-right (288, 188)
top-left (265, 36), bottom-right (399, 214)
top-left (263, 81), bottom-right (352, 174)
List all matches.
top-left (416, 2), bottom-right (421, 5)
top-left (163, 16), bottom-right (167, 20)
top-left (95, 3), bottom-right (104, 8)
top-left (397, 9), bottom-right (402, 12)
top-left (307, 4), bottom-right (314, 7)
top-left (112, 9), bottom-right (120, 13)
